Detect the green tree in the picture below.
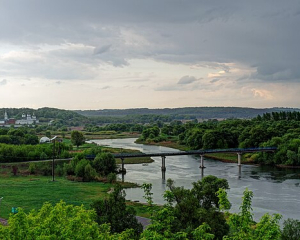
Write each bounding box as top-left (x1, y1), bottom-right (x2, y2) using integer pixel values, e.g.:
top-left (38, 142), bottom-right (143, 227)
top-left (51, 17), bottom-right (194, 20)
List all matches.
top-left (91, 184), bottom-right (143, 237)
top-left (224, 189), bottom-right (282, 240)
top-left (142, 176), bottom-right (230, 239)
top-left (93, 152), bottom-right (117, 176)
top-left (0, 201), bottom-right (101, 239)
top-left (281, 218), bottom-right (300, 240)
top-left (71, 130), bottom-right (85, 148)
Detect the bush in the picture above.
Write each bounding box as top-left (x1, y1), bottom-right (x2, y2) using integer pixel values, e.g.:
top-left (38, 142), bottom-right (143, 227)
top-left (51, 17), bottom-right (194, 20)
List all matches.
top-left (63, 163), bottom-right (74, 175)
top-left (40, 163), bottom-right (52, 176)
top-left (84, 163), bottom-right (97, 181)
top-left (55, 165), bottom-right (64, 177)
top-left (93, 153), bottom-right (116, 176)
top-left (282, 218), bottom-right (300, 240)
top-left (60, 150), bottom-right (71, 159)
top-left (75, 159), bottom-right (90, 178)
top-left (71, 153), bottom-right (85, 170)
top-left (28, 163), bottom-right (37, 174)
top-left (40, 152), bottom-right (48, 160)
top-left (107, 173), bottom-right (117, 183)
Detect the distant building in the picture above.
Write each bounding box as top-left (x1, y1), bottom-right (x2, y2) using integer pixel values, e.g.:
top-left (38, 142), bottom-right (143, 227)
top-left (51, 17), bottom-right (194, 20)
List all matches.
top-left (40, 137), bottom-right (50, 143)
top-left (0, 111), bottom-right (39, 127)
top-left (15, 113), bottom-right (39, 125)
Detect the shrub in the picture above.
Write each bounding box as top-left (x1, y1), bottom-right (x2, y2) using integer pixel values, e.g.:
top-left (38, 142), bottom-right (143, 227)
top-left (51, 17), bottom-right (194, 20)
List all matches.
top-left (41, 163), bottom-right (52, 176)
top-left (63, 163), bottom-right (74, 175)
top-left (107, 173), bottom-right (117, 183)
top-left (282, 218), bottom-right (300, 240)
top-left (75, 159), bottom-right (90, 178)
top-left (93, 153), bottom-right (116, 176)
top-left (55, 165), bottom-right (64, 177)
top-left (84, 163), bottom-right (97, 181)
top-left (28, 163), bottom-right (37, 174)
top-left (40, 152), bottom-right (48, 160)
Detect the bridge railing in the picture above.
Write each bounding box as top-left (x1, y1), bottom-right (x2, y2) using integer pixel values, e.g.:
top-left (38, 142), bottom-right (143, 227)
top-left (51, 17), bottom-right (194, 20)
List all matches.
top-left (85, 147), bottom-right (277, 160)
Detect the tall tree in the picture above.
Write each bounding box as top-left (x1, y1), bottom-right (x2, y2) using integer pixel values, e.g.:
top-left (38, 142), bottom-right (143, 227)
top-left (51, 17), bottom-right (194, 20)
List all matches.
top-left (71, 130), bottom-right (85, 148)
top-left (91, 184), bottom-right (143, 237)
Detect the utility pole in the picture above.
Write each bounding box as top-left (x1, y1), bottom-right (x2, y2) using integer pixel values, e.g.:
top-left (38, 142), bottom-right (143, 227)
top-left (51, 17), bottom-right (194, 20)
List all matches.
top-left (0, 197), bottom-right (3, 217)
top-left (51, 136), bottom-right (57, 182)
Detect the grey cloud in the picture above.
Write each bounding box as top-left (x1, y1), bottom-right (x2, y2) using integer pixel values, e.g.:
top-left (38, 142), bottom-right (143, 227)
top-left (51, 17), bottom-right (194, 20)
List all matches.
top-left (0, 79), bottom-right (7, 86)
top-left (94, 44), bottom-right (111, 55)
top-left (210, 78), bottom-right (220, 83)
top-left (178, 76), bottom-right (198, 84)
top-left (0, 1), bottom-right (299, 83)
top-left (101, 86), bottom-right (111, 89)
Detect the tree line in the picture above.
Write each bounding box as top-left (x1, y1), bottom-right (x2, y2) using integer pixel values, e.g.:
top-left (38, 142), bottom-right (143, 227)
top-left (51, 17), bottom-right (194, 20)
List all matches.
top-left (138, 111), bottom-right (300, 166)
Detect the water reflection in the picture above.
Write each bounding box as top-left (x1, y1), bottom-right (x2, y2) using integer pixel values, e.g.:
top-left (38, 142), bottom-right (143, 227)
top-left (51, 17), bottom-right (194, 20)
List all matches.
top-left (162, 171), bottom-right (166, 183)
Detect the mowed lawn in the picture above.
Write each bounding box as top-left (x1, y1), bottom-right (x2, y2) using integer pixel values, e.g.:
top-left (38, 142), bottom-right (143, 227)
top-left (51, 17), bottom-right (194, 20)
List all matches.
top-left (0, 176), bottom-right (113, 219)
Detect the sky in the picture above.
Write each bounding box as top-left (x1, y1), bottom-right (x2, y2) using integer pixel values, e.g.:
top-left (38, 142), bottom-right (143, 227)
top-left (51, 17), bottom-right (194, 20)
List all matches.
top-left (0, 0), bottom-right (299, 110)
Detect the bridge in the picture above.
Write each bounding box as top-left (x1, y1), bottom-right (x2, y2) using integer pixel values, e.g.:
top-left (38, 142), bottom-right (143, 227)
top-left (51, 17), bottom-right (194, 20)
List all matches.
top-left (87, 147), bottom-right (277, 175)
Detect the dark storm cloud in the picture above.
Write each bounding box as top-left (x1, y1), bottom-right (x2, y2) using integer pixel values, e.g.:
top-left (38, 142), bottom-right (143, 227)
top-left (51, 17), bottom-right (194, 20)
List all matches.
top-left (0, 0), bottom-right (299, 83)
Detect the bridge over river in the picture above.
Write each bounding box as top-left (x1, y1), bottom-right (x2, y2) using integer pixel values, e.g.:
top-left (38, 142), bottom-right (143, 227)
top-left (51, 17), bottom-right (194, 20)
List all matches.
top-left (87, 147), bottom-right (276, 178)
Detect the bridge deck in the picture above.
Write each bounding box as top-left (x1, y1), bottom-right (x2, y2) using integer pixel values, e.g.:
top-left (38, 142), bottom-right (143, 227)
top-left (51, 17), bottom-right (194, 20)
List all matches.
top-left (86, 147), bottom-right (276, 159)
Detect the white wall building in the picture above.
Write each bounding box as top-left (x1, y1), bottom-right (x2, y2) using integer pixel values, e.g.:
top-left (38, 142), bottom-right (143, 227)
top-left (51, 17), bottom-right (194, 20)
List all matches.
top-left (15, 113), bottom-right (39, 125)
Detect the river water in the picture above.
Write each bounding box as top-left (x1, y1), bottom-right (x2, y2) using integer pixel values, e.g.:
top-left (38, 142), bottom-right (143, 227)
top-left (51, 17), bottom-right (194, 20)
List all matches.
top-left (91, 138), bottom-right (300, 222)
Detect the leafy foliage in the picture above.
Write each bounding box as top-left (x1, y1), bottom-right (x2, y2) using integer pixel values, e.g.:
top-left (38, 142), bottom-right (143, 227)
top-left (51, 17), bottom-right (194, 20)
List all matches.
top-left (71, 130), bottom-right (85, 148)
top-left (142, 176), bottom-right (230, 240)
top-left (0, 201), bottom-right (102, 239)
top-left (224, 189), bottom-right (282, 240)
top-left (281, 218), bottom-right (300, 240)
top-left (93, 152), bottom-right (117, 176)
top-left (91, 184), bottom-right (143, 237)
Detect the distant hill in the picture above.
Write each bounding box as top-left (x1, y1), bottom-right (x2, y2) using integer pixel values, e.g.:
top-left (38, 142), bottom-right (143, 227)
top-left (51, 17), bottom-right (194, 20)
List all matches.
top-left (74, 107), bottom-right (300, 120)
top-left (0, 107), bottom-right (88, 126)
top-left (1, 107), bottom-right (300, 126)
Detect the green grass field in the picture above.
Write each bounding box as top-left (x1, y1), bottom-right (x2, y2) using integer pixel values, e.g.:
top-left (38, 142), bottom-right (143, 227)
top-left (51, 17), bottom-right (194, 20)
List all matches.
top-left (0, 176), bottom-right (149, 219)
top-left (0, 176), bottom-right (112, 219)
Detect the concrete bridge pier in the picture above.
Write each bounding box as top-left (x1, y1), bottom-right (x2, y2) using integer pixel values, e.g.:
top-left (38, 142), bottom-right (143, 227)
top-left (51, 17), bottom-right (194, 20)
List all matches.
top-left (200, 167), bottom-right (204, 179)
top-left (120, 158), bottom-right (126, 174)
top-left (237, 153), bottom-right (242, 166)
top-left (238, 165), bottom-right (242, 180)
top-left (199, 155), bottom-right (206, 168)
top-left (161, 156), bottom-right (166, 172)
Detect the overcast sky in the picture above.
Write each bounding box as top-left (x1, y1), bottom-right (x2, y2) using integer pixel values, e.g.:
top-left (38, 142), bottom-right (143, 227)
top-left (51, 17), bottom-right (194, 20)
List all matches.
top-left (0, 0), bottom-right (299, 110)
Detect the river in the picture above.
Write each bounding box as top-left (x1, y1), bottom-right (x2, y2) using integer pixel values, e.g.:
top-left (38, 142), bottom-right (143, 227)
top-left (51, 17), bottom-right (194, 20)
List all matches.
top-left (91, 138), bottom-right (300, 222)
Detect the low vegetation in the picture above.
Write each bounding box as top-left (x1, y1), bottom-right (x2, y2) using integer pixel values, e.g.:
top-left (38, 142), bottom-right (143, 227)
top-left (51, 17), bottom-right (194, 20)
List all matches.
top-left (1, 175), bottom-right (298, 239)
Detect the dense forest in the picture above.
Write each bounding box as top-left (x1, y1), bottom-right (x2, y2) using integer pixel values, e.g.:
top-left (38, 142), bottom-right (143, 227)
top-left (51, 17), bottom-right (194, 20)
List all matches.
top-left (75, 107), bottom-right (300, 119)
